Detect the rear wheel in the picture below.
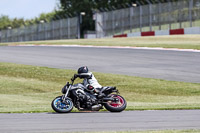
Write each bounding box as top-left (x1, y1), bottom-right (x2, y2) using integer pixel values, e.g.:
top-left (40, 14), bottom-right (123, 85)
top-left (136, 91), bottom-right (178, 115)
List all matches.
top-left (51, 96), bottom-right (73, 113)
top-left (104, 94), bottom-right (126, 112)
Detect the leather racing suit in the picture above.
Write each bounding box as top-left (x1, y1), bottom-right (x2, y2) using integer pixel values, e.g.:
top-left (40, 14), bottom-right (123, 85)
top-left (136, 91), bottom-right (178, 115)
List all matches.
top-left (76, 72), bottom-right (102, 94)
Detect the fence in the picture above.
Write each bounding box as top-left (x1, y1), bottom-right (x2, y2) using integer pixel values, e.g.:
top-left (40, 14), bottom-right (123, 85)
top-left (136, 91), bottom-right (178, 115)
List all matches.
top-left (0, 17), bottom-right (78, 43)
top-left (96, 0), bottom-right (200, 38)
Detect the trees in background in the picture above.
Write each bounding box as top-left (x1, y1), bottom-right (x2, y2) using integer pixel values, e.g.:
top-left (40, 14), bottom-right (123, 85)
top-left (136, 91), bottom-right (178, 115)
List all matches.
top-left (0, 12), bottom-right (57, 30)
top-left (0, 15), bottom-right (12, 30)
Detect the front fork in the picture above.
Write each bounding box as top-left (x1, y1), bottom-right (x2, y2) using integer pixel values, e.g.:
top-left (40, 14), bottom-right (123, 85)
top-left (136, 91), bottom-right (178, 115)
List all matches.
top-left (62, 85), bottom-right (71, 101)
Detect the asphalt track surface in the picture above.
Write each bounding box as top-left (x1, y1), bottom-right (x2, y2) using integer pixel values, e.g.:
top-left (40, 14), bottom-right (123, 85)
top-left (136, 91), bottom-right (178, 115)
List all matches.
top-left (0, 46), bottom-right (200, 83)
top-left (0, 110), bottom-right (200, 133)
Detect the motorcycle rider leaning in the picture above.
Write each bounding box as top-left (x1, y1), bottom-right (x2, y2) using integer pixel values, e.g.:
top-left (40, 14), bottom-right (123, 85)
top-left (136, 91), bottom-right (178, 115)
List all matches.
top-left (73, 66), bottom-right (104, 98)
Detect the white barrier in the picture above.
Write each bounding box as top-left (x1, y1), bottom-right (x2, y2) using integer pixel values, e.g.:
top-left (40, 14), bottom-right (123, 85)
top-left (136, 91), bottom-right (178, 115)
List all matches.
top-left (184, 27), bottom-right (200, 34)
top-left (127, 32), bottom-right (141, 37)
top-left (84, 34), bottom-right (96, 39)
top-left (155, 30), bottom-right (169, 36)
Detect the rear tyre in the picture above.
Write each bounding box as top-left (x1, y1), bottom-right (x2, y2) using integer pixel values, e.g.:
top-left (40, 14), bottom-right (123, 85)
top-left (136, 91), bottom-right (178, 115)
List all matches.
top-left (104, 94), bottom-right (126, 112)
top-left (51, 96), bottom-right (73, 113)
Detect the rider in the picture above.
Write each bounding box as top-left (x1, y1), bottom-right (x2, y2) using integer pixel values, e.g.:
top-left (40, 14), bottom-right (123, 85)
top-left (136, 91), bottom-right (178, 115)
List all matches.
top-left (73, 66), bottom-right (104, 98)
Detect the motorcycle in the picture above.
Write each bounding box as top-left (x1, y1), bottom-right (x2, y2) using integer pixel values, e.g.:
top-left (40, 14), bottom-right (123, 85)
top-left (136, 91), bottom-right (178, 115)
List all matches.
top-left (51, 74), bottom-right (127, 113)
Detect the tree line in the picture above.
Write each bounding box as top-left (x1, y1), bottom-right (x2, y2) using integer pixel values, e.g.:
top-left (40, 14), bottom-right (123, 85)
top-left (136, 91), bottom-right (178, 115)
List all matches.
top-left (0, 11), bottom-right (59, 31)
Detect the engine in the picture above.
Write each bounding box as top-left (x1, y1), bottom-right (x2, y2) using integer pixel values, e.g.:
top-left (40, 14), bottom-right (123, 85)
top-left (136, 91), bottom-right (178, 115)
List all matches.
top-left (76, 89), bottom-right (97, 109)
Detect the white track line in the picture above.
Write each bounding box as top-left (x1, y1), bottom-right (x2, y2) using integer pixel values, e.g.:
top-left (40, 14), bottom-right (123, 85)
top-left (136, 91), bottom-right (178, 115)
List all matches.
top-left (17, 44), bottom-right (200, 53)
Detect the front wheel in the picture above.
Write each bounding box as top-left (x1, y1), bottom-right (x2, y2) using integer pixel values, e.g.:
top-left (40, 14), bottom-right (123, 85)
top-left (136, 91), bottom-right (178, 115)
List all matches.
top-left (51, 96), bottom-right (73, 113)
top-left (104, 94), bottom-right (126, 112)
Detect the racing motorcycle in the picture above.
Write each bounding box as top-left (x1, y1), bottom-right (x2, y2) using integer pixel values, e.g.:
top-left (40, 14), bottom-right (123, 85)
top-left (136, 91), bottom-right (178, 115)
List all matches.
top-left (51, 74), bottom-right (126, 113)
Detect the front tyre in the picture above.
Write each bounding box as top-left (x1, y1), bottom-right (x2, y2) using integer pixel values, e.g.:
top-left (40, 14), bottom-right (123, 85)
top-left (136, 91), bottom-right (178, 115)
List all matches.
top-left (51, 96), bottom-right (73, 113)
top-left (104, 94), bottom-right (126, 112)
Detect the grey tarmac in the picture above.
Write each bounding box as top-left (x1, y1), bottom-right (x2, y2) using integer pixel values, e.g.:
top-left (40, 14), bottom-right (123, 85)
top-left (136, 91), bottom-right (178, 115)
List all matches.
top-left (0, 46), bottom-right (200, 83)
top-left (0, 110), bottom-right (200, 133)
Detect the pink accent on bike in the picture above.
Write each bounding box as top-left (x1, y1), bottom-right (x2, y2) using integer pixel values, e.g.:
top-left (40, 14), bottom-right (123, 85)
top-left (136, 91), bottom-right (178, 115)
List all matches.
top-left (109, 95), bottom-right (124, 108)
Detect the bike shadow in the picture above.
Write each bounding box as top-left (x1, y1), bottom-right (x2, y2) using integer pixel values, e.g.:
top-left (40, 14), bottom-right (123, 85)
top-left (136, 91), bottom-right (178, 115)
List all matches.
top-left (48, 111), bottom-right (114, 114)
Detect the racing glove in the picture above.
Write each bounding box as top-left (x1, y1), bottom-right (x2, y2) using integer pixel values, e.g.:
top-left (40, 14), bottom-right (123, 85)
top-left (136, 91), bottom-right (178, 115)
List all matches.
top-left (87, 85), bottom-right (94, 90)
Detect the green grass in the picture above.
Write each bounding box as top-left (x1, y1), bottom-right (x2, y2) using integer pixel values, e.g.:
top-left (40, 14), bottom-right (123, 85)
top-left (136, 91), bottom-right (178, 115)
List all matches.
top-left (0, 62), bottom-right (200, 113)
top-left (1, 35), bottom-right (200, 50)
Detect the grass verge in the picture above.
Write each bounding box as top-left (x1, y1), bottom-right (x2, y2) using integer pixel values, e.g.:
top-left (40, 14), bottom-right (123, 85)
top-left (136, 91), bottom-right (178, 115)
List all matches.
top-left (0, 62), bottom-right (200, 113)
top-left (0, 35), bottom-right (200, 50)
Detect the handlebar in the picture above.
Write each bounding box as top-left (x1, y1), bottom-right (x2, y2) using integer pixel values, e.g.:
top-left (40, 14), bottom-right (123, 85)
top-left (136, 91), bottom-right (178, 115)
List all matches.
top-left (70, 74), bottom-right (78, 84)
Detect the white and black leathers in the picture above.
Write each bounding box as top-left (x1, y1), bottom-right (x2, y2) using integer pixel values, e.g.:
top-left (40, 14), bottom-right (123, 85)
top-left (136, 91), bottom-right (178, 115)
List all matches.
top-left (78, 72), bottom-right (102, 92)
